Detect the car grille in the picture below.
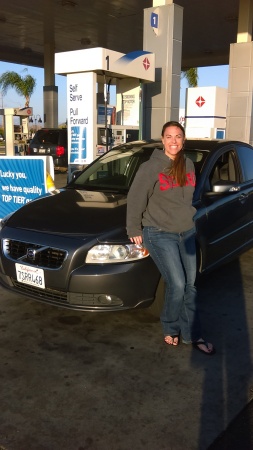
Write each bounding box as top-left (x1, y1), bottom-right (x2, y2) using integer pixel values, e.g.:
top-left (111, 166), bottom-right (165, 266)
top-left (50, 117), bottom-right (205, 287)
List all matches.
top-left (11, 279), bottom-right (68, 303)
top-left (3, 239), bottom-right (67, 269)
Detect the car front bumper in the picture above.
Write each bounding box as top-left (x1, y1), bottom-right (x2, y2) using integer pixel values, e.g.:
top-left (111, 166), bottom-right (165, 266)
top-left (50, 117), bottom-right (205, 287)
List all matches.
top-left (0, 230), bottom-right (160, 312)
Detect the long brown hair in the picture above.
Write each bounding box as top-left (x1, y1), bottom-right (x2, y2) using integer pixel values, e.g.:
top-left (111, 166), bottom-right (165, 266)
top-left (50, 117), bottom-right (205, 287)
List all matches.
top-left (161, 121), bottom-right (186, 187)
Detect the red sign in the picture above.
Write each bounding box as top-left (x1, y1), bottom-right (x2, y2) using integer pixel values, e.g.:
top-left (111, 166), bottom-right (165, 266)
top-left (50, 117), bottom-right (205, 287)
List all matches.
top-left (143, 58), bottom-right (150, 71)
top-left (195, 96), bottom-right (205, 107)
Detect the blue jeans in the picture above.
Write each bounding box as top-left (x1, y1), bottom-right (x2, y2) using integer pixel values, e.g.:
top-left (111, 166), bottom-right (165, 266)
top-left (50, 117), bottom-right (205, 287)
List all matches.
top-left (143, 226), bottom-right (201, 343)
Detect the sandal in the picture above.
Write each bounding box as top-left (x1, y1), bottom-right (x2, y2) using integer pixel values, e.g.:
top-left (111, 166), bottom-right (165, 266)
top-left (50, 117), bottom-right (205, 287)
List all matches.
top-left (192, 339), bottom-right (216, 355)
top-left (164, 335), bottom-right (179, 346)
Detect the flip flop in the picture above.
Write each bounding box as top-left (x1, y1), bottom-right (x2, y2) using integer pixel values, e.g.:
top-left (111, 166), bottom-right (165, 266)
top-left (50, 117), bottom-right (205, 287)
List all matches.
top-left (192, 340), bottom-right (216, 355)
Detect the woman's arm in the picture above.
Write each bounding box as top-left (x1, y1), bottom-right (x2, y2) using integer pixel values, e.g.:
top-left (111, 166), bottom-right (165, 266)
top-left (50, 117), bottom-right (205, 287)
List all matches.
top-left (126, 163), bottom-right (153, 239)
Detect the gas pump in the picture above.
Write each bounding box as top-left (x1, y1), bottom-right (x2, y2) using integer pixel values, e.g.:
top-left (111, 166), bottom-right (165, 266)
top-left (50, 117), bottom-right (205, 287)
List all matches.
top-left (1, 107), bottom-right (33, 156)
top-left (97, 125), bottom-right (139, 154)
top-left (112, 126), bottom-right (139, 145)
top-left (96, 78), bottom-right (139, 153)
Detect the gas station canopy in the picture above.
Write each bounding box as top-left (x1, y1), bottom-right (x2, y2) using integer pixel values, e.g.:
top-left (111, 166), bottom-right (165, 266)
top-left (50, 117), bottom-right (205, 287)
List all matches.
top-left (0, 0), bottom-right (244, 70)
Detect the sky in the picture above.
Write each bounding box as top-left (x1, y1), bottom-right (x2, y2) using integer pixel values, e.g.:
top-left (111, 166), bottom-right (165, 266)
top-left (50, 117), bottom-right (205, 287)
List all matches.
top-left (0, 61), bottom-right (230, 125)
top-left (0, 61), bottom-right (67, 125)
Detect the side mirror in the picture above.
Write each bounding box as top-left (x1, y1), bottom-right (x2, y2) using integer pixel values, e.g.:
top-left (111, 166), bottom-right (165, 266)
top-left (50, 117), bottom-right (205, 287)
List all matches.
top-left (212, 181), bottom-right (240, 193)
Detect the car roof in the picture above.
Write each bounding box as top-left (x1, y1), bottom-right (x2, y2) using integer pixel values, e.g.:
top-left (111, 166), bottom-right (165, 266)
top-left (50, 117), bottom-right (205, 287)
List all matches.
top-left (114, 138), bottom-right (251, 153)
top-left (36, 128), bottom-right (67, 132)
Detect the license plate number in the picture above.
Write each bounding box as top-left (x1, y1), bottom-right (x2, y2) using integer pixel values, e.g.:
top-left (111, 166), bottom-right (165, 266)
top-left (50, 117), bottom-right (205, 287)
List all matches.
top-left (15, 263), bottom-right (45, 289)
top-left (39, 148), bottom-right (46, 153)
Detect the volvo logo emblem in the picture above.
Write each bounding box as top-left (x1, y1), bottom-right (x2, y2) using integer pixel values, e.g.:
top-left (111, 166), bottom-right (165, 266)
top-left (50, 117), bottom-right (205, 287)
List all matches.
top-left (27, 248), bottom-right (37, 260)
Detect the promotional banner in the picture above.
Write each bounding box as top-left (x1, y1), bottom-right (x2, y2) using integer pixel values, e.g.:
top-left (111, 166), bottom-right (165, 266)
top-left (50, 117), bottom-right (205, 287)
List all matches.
top-left (0, 156), bottom-right (54, 220)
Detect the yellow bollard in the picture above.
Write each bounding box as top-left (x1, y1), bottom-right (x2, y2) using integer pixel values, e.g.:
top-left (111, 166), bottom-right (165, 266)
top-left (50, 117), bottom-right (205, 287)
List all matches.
top-left (46, 172), bottom-right (60, 195)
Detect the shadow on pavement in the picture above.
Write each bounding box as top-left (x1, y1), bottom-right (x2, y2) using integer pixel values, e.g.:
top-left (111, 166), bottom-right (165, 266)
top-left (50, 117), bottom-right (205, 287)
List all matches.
top-left (207, 398), bottom-right (253, 449)
top-left (195, 253), bottom-right (253, 449)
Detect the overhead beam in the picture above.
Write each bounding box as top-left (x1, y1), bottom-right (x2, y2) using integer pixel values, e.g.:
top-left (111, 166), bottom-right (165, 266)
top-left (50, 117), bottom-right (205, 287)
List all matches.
top-left (0, 46), bottom-right (43, 68)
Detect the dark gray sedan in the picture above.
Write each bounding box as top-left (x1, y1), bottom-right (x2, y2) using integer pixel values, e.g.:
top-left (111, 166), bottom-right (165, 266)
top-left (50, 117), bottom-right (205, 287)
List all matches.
top-left (1, 138), bottom-right (253, 312)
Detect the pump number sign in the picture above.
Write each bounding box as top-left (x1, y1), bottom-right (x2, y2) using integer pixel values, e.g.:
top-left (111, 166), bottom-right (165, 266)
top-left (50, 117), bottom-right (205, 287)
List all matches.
top-left (151, 12), bottom-right (158, 29)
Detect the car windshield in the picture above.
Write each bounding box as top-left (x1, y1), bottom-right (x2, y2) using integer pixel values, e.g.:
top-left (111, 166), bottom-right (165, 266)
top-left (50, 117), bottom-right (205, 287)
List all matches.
top-left (68, 144), bottom-right (158, 191)
top-left (67, 143), bottom-right (209, 192)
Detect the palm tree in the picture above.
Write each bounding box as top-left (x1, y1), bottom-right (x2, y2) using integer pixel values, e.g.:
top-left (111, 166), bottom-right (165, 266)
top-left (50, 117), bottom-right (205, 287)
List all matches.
top-left (181, 68), bottom-right (198, 87)
top-left (0, 69), bottom-right (36, 107)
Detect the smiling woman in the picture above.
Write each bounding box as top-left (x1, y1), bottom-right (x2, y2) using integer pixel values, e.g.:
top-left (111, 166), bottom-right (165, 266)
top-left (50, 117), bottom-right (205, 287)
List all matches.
top-left (125, 121), bottom-right (216, 354)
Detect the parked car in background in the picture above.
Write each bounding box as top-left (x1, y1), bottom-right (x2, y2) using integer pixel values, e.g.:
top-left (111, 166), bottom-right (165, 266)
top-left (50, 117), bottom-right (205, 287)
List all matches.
top-left (1, 138), bottom-right (253, 314)
top-left (27, 128), bottom-right (68, 170)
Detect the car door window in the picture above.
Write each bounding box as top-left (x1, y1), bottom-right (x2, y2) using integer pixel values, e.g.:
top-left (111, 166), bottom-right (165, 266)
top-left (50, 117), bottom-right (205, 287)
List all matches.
top-left (236, 145), bottom-right (253, 182)
top-left (209, 150), bottom-right (236, 189)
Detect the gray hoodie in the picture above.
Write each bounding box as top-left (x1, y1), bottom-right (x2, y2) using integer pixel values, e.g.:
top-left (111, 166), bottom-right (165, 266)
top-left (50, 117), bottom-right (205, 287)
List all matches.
top-left (126, 148), bottom-right (196, 237)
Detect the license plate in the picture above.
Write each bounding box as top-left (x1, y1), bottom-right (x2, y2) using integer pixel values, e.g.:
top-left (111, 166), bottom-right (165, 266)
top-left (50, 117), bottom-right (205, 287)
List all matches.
top-left (15, 263), bottom-right (45, 289)
top-left (39, 148), bottom-right (46, 153)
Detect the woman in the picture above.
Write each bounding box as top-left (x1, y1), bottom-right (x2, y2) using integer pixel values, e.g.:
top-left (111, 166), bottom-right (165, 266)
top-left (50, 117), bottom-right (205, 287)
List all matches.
top-left (127, 121), bottom-right (215, 355)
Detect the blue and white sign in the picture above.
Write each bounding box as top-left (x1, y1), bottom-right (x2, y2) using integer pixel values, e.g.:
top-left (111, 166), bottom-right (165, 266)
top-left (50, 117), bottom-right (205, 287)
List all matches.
top-left (67, 72), bottom-right (96, 164)
top-left (150, 9), bottom-right (159, 36)
top-left (70, 126), bottom-right (87, 163)
top-left (151, 12), bottom-right (158, 29)
top-left (0, 156), bottom-right (51, 219)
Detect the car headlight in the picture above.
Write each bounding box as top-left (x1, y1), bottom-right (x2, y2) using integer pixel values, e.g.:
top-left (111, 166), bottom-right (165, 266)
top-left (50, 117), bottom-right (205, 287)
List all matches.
top-left (85, 244), bottom-right (149, 263)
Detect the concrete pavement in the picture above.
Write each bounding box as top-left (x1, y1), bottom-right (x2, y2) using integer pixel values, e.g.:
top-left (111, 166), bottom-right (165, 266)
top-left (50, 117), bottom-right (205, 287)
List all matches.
top-left (0, 249), bottom-right (253, 449)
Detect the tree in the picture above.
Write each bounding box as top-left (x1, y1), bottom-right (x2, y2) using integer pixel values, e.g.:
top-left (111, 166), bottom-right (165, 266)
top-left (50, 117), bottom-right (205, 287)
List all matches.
top-left (181, 68), bottom-right (198, 87)
top-left (0, 69), bottom-right (36, 107)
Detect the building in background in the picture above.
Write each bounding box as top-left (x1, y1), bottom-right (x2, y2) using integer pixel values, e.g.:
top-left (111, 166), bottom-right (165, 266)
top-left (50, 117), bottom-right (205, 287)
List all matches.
top-left (185, 86), bottom-right (227, 139)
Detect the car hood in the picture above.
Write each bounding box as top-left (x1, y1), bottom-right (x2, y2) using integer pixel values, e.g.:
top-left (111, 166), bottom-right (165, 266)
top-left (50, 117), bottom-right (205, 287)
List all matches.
top-left (6, 189), bottom-right (128, 238)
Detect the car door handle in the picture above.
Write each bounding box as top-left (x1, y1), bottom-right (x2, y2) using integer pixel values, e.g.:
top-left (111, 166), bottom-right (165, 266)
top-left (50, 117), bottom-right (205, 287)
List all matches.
top-left (239, 193), bottom-right (248, 203)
